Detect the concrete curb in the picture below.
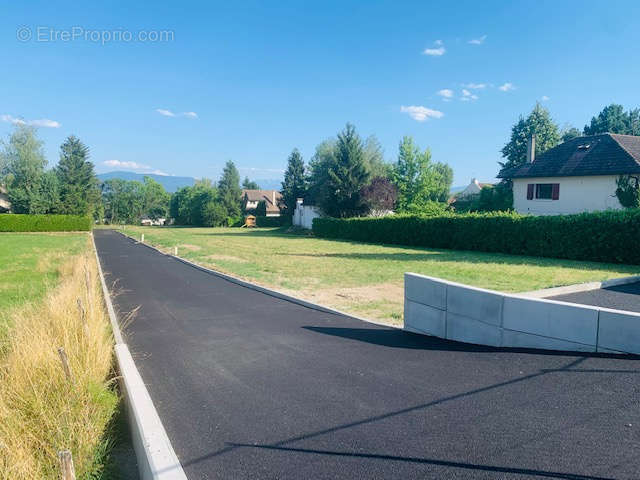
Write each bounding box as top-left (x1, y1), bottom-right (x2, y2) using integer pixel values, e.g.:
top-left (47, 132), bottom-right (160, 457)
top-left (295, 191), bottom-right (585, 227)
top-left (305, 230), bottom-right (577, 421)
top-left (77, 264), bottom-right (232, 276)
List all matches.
top-left (93, 234), bottom-right (187, 480)
top-left (116, 229), bottom-right (396, 329)
top-left (404, 272), bottom-right (640, 355)
top-left (520, 275), bottom-right (640, 298)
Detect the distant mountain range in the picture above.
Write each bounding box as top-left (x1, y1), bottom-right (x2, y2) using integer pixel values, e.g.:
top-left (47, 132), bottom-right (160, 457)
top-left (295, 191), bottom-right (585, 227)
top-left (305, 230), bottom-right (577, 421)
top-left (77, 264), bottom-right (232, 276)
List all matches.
top-left (97, 171), bottom-right (283, 193)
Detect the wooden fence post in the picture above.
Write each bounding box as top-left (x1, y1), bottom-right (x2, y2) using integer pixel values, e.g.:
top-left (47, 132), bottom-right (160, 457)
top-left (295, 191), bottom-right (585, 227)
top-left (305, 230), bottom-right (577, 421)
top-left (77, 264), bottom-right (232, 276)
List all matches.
top-left (58, 450), bottom-right (76, 480)
top-left (77, 298), bottom-right (89, 337)
top-left (57, 347), bottom-right (73, 382)
top-left (84, 264), bottom-right (92, 312)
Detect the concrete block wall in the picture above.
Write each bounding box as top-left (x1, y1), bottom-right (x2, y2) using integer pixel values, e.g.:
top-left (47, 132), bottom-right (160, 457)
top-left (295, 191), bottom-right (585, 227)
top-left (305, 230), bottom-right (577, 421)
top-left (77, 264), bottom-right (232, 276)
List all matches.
top-left (404, 273), bottom-right (640, 355)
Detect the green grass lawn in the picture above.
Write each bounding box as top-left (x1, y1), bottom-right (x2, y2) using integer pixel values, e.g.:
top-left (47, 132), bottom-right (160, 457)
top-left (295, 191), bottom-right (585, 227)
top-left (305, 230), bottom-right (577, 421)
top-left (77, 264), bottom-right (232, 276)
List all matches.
top-left (120, 225), bottom-right (640, 326)
top-left (0, 232), bottom-right (88, 317)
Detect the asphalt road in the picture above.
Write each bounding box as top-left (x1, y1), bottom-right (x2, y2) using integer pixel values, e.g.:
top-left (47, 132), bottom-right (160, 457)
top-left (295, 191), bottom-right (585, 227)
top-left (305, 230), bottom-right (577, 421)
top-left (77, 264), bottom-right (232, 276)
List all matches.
top-left (549, 282), bottom-right (640, 313)
top-left (94, 229), bottom-right (640, 480)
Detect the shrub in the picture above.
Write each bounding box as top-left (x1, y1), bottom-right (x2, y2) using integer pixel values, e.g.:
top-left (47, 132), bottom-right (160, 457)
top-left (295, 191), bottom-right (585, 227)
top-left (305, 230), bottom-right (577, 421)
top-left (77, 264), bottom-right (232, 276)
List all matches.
top-left (255, 215), bottom-right (292, 227)
top-left (0, 214), bottom-right (92, 232)
top-left (312, 209), bottom-right (640, 264)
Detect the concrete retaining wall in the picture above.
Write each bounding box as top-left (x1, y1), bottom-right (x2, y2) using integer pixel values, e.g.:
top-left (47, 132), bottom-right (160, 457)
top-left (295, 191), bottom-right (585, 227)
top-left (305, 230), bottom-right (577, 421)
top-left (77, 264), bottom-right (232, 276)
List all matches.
top-left (404, 273), bottom-right (640, 355)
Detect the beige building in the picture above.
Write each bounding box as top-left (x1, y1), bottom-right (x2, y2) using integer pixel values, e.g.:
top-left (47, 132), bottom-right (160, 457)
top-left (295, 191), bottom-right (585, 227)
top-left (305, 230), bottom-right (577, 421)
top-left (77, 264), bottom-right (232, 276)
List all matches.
top-left (242, 189), bottom-right (283, 216)
top-left (0, 186), bottom-right (10, 213)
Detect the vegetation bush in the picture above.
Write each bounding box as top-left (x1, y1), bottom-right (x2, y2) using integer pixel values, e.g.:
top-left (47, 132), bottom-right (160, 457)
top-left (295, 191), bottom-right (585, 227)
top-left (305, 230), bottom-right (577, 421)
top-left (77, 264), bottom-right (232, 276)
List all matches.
top-left (0, 214), bottom-right (92, 232)
top-left (0, 248), bottom-right (117, 479)
top-left (256, 215), bottom-right (292, 227)
top-left (313, 209), bottom-right (640, 264)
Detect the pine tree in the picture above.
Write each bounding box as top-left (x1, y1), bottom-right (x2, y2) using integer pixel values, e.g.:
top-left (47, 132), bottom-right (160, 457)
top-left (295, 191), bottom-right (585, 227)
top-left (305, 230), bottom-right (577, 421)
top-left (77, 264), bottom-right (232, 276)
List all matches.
top-left (280, 148), bottom-right (306, 215)
top-left (322, 123), bottom-right (370, 217)
top-left (56, 135), bottom-right (99, 215)
top-left (218, 160), bottom-right (242, 218)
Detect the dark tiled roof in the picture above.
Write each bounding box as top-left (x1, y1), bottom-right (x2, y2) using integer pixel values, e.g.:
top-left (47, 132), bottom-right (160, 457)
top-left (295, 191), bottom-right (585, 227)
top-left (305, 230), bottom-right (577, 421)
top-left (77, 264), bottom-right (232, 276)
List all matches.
top-left (498, 134), bottom-right (640, 178)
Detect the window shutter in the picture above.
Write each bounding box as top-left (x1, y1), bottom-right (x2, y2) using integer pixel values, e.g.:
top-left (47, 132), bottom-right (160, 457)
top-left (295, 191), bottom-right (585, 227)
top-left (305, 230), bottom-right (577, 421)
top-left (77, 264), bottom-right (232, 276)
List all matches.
top-left (551, 183), bottom-right (560, 200)
top-left (527, 184), bottom-right (534, 200)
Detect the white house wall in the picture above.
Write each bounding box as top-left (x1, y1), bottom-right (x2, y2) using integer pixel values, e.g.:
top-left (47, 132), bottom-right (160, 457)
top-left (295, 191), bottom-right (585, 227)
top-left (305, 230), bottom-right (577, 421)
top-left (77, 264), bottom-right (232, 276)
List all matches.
top-left (512, 175), bottom-right (622, 215)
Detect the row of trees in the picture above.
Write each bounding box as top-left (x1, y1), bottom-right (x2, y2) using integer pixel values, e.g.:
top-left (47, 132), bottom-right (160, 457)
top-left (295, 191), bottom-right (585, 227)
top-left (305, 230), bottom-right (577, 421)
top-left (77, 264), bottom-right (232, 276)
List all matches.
top-left (0, 126), bottom-right (101, 216)
top-left (169, 162), bottom-right (243, 226)
top-left (280, 123), bottom-right (453, 218)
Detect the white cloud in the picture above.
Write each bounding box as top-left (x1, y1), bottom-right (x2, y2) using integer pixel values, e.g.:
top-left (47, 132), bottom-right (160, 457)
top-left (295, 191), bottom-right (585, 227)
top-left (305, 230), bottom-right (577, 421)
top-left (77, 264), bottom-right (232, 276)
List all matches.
top-left (156, 108), bottom-right (176, 117)
top-left (437, 89), bottom-right (454, 100)
top-left (499, 82), bottom-right (515, 92)
top-left (103, 159), bottom-right (169, 176)
top-left (468, 35), bottom-right (487, 45)
top-left (422, 40), bottom-right (445, 56)
top-left (463, 83), bottom-right (487, 89)
top-left (239, 167), bottom-right (286, 174)
top-left (1, 114), bottom-right (60, 128)
top-left (400, 105), bottom-right (444, 122)
top-left (156, 108), bottom-right (198, 118)
top-left (461, 89), bottom-right (478, 101)
top-left (541, 95), bottom-right (550, 101)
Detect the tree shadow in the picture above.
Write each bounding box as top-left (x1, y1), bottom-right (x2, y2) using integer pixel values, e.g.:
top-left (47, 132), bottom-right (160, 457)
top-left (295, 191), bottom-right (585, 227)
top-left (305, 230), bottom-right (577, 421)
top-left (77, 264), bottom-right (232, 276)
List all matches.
top-left (274, 251), bottom-right (638, 272)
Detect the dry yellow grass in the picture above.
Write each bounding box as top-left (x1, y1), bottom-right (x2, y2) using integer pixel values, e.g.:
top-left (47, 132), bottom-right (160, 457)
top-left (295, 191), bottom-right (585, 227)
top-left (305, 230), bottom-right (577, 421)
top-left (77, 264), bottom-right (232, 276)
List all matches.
top-left (0, 242), bottom-right (117, 479)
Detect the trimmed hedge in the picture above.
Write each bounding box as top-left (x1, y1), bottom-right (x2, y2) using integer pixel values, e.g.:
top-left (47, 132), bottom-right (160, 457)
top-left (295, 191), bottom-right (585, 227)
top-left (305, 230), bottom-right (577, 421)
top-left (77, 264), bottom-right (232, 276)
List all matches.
top-left (256, 215), bottom-right (292, 227)
top-left (312, 210), bottom-right (640, 265)
top-left (0, 214), bottom-right (92, 232)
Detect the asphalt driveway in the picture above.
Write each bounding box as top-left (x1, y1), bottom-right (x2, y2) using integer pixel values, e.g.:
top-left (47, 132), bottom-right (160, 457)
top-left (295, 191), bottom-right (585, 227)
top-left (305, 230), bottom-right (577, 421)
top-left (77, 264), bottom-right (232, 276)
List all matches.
top-left (94, 229), bottom-right (640, 479)
top-left (549, 282), bottom-right (640, 313)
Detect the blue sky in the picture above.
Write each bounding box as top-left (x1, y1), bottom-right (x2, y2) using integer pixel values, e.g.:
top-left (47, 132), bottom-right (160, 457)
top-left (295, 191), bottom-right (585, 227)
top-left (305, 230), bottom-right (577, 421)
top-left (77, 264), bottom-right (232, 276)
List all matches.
top-left (2, 1), bottom-right (640, 186)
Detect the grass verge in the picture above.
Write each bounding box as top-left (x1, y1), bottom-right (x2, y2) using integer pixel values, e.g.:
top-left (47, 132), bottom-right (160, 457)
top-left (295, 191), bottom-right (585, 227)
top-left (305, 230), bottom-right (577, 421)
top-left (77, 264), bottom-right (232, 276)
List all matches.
top-left (0, 235), bottom-right (125, 479)
top-left (118, 226), bottom-right (639, 326)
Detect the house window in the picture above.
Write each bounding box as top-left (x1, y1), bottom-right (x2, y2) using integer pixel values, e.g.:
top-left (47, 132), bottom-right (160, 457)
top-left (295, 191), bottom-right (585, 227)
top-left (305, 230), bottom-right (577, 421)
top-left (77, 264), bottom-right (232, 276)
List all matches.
top-left (527, 183), bottom-right (559, 200)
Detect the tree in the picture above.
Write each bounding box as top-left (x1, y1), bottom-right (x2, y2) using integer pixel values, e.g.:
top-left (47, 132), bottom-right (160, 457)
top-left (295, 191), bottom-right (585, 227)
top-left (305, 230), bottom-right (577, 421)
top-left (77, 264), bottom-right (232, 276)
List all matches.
top-left (560, 125), bottom-right (582, 143)
top-left (584, 104), bottom-right (640, 136)
top-left (142, 176), bottom-right (170, 220)
top-left (360, 177), bottom-right (397, 215)
top-left (363, 135), bottom-right (392, 179)
top-left (101, 178), bottom-right (145, 224)
top-left (306, 139), bottom-right (335, 207)
top-left (0, 125), bottom-right (49, 213)
top-left (500, 103), bottom-right (560, 172)
top-left (56, 135), bottom-right (99, 216)
top-left (321, 123), bottom-right (371, 217)
top-left (280, 148), bottom-right (307, 215)
top-left (392, 136), bottom-right (453, 212)
top-left (218, 161), bottom-right (242, 218)
top-left (255, 200), bottom-right (267, 217)
top-left (242, 177), bottom-right (260, 190)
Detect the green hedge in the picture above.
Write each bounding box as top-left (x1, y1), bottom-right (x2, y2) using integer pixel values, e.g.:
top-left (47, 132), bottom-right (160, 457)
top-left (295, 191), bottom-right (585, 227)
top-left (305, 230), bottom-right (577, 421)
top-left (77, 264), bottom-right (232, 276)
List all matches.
top-left (312, 210), bottom-right (640, 264)
top-left (0, 214), bottom-right (92, 232)
top-left (255, 215), bottom-right (292, 227)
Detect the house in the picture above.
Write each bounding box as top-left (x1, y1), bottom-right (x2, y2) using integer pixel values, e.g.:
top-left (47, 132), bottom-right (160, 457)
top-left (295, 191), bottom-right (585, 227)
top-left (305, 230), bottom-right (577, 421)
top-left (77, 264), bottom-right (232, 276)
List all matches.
top-left (498, 133), bottom-right (640, 215)
top-left (242, 189), bottom-right (283, 217)
top-left (0, 186), bottom-right (10, 213)
top-left (449, 178), bottom-right (493, 204)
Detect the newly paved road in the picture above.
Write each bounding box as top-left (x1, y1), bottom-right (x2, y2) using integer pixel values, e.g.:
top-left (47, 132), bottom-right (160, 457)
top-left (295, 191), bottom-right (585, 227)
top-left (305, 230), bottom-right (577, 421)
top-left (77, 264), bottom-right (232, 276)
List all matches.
top-left (94, 230), bottom-right (640, 480)
top-left (549, 282), bottom-right (640, 313)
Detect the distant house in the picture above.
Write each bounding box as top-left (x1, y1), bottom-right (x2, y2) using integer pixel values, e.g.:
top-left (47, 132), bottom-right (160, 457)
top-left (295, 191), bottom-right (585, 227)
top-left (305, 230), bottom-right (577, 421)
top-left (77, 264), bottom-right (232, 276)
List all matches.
top-left (499, 133), bottom-right (640, 215)
top-left (242, 189), bottom-right (283, 217)
top-left (141, 217), bottom-right (166, 226)
top-left (0, 186), bottom-right (10, 213)
top-left (449, 178), bottom-right (493, 209)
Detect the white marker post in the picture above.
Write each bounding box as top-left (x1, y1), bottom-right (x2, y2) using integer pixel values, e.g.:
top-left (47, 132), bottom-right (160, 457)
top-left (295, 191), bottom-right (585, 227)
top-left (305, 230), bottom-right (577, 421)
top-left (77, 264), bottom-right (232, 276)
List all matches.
top-left (141, 233), bottom-right (145, 243)
top-left (174, 246), bottom-right (178, 256)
